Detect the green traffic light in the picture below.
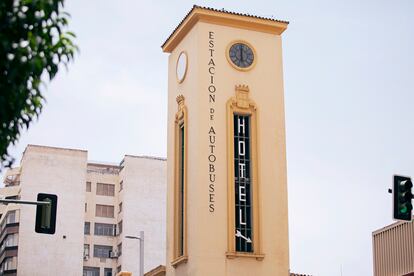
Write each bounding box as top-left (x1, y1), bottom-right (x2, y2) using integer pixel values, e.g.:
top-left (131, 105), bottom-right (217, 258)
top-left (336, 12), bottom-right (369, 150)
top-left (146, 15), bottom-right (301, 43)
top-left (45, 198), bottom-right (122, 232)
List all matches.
top-left (393, 175), bottom-right (413, 221)
top-left (398, 202), bottom-right (412, 215)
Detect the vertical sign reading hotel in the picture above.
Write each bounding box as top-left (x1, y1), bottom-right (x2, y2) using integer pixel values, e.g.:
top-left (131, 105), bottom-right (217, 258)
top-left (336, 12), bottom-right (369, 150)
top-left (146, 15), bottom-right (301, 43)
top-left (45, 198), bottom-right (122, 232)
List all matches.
top-left (234, 114), bottom-right (253, 252)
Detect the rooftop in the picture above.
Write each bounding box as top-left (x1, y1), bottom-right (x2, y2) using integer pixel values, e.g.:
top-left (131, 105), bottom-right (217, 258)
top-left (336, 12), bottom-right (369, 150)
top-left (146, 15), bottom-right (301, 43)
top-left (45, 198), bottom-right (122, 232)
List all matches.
top-left (124, 154), bottom-right (166, 161)
top-left (21, 145), bottom-right (165, 167)
top-left (372, 218), bottom-right (414, 235)
top-left (162, 5), bottom-right (289, 53)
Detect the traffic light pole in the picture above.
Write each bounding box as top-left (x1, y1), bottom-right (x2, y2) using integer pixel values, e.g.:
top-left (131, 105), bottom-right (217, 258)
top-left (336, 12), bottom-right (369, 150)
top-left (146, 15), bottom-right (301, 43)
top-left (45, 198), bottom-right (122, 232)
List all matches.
top-left (125, 231), bottom-right (144, 276)
top-left (0, 199), bottom-right (50, 205)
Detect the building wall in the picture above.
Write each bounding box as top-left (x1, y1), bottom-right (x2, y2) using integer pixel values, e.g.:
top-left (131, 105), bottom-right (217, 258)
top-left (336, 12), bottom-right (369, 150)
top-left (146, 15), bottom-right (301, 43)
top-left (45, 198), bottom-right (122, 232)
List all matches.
top-left (166, 12), bottom-right (289, 276)
top-left (84, 163), bottom-right (120, 274)
top-left (0, 145), bottom-right (167, 276)
top-left (17, 145), bottom-right (87, 276)
top-left (0, 167), bottom-right (21, 275)
top-left (166, 21), bottom-right (200, 276)
top-left (373, 219), bottom-right (414, 276)
top-left (121, 155), bottom-right (167, 275)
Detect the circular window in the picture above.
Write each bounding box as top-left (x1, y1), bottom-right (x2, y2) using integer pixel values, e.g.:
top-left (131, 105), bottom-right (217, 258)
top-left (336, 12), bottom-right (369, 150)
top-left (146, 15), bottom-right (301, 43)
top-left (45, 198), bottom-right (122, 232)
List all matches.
top-left (176, 51), bottom-right (188, 83)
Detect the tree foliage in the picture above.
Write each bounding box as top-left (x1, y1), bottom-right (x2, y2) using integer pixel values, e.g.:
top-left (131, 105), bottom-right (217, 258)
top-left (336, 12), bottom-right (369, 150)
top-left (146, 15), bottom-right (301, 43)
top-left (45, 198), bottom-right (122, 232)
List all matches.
top-left (0, 0), bottom-right (76, 169)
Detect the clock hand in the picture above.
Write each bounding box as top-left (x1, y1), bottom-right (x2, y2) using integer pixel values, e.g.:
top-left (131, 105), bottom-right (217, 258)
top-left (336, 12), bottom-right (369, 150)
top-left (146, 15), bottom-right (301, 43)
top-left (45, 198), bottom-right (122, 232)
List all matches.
top-left (239, 45), bottom-right (243, 62)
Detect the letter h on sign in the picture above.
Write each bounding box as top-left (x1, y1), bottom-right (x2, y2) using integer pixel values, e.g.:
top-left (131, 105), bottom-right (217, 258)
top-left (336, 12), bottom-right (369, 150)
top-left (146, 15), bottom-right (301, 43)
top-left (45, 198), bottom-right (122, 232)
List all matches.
top-left (238, 117), bottom-right (245, 134)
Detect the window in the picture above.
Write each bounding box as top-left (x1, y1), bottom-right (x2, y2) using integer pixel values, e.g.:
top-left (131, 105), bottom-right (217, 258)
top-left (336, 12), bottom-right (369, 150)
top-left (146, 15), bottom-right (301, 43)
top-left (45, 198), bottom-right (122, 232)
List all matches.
top-left (94, 223), bottom-right (116, 236)
top-left (86, 182), bottom-right (91, 192)
top-left (104, 268), bottom-right (112, 276)
top-left (226, 86), bottom-right (262, 258)
top-left (83, 267), bottom-right (99, 276)
top-left (85, 203), bottom-right (87, 212)
top-left (173, 95), bottom-right (187, 262)
top-left (119, 180), bottom-right (123, 191)
top-left (93, 245), bottom-right (112, 258)
top-left (177, 123), bottom-right (185, 257)
top-left (117, 221), bottom-right (123, 235)
top-left (2, 257), bottom-right (17, 271)
top-left (95, 205), bottom-right (114, 218)
top-left (118, 202), bottom-right (122, 213)
top-left (5, 234), bottom-right (18, 247)
top-left (84, 222), bottom-right (91, 235)
top-left (6, 211), bottom-right (16, 224)
top-left (117, 243), bottom-right (122, 257)
top-left (84, 244), bottom-right (90, 257)
top-left (96, 183), bottom-right (115, 196)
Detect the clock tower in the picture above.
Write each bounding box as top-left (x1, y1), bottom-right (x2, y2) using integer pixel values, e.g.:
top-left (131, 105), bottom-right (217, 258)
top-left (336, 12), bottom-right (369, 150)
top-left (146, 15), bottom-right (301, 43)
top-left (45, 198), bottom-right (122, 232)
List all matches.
top-left (162, 6), bottom-right (290, 276)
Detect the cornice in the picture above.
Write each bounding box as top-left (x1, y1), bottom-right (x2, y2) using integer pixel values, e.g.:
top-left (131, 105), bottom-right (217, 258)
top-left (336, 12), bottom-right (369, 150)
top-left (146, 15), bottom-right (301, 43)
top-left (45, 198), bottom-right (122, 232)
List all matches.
top-left (162, 5), bottom-right (289, 53)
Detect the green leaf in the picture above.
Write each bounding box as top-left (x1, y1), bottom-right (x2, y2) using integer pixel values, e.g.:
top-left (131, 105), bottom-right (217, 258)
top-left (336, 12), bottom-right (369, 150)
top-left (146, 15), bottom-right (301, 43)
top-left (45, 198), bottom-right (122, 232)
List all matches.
top-left (0, 0), bottom-right (77, 171)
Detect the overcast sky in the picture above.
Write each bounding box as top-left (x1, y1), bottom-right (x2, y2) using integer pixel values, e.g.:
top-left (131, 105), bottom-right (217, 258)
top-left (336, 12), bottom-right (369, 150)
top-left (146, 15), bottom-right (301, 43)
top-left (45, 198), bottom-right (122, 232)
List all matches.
top-left (4, 0), bottom-right (414, 275)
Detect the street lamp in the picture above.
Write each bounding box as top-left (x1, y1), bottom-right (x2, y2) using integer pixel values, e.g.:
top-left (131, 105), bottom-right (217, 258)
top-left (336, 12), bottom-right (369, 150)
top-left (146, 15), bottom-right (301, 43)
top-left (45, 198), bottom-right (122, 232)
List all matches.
top-left (125, 231), bottom-right (144, 276)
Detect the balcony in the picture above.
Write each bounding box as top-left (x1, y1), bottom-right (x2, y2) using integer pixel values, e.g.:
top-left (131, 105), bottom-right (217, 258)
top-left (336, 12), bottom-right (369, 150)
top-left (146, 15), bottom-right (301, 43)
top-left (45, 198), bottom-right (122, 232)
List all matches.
top-left (2, 169), bottom-right (21, 188)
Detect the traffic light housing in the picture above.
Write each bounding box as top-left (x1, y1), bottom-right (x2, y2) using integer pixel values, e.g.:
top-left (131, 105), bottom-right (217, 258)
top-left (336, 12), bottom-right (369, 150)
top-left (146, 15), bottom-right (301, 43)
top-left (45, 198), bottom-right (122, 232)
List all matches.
top-left (35, 193), bottom-right (58, 234)
top-left (393, 175), bottom-right (413, 221)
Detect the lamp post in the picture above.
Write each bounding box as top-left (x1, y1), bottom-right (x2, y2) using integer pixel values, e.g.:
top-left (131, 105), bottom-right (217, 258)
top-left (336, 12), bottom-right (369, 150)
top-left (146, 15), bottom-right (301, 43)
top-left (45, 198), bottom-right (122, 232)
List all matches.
top-left (125, 231), bottom-right (144, 276)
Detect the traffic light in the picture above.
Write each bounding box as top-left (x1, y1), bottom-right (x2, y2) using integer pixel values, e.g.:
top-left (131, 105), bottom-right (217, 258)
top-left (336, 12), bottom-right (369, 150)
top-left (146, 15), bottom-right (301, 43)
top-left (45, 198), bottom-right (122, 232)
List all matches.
top-left (35, 193), bottom-right (58, 234)
top-left (393, 175), bottom-right (413, 221)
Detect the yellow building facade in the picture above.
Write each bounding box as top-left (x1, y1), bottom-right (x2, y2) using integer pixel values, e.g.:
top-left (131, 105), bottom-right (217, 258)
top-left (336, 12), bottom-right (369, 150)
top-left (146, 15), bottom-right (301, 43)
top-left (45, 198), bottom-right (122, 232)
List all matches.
top-left (163, 6), bottom-right (290, 276)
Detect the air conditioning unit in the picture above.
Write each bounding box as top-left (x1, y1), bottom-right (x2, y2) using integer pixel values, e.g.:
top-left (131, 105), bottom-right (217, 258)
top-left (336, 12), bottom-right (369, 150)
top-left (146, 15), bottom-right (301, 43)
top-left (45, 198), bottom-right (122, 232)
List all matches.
top-left (109, 251), bottom-right (118, 258)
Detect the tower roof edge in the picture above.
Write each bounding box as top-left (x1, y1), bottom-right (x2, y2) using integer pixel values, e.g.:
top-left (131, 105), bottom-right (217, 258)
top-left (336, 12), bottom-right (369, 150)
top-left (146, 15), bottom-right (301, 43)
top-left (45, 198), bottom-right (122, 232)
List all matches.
top-left (161, 5), bottom-right (289, 53)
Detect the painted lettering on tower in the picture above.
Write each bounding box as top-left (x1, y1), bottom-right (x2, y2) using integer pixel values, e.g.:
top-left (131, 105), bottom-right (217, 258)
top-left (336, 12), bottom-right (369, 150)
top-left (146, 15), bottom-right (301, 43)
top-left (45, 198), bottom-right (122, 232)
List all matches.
top-left (208, 31), bottom-right (216, 213)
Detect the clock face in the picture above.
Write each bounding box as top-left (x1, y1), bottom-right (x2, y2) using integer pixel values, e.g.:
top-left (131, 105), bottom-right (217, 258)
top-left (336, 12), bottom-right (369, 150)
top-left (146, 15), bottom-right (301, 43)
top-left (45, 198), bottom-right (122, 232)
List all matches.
top-left (176, 51), bottom-right (187, 83)
top-left (229, 43), bottom-right (254, 69)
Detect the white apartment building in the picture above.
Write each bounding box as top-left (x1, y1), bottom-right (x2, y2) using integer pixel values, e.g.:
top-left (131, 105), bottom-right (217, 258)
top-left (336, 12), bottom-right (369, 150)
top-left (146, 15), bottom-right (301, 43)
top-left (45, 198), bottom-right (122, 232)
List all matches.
top-left (0, 145), bottom-right (166, 276)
